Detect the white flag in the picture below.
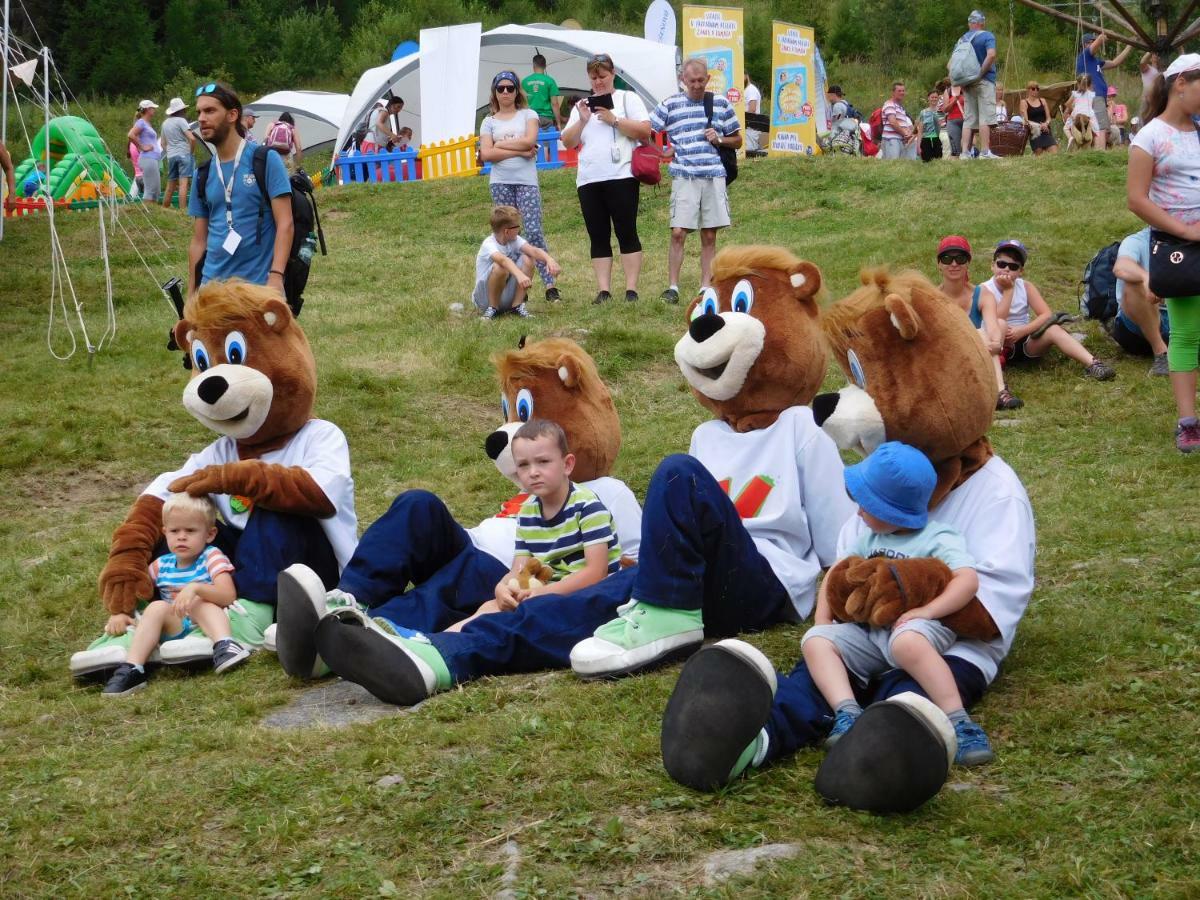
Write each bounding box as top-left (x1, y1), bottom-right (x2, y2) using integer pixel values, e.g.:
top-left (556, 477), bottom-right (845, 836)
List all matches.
top-left (10, 58), bottom-right (38, 87)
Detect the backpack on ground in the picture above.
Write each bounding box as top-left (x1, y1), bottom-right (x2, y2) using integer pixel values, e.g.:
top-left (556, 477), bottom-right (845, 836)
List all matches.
top-left (194, 145), bottom-right (327, 318)
top-left (948, 33), bottom-right (982, 86)
top-left (868, 107), bottom-right (885, 143)
top-left (1080, 241), bottom-right (1121, 321)
top-left (266, 120), bottom-right (295, 153)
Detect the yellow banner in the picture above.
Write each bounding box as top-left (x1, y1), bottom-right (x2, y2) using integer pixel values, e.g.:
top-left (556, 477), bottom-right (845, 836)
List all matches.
top-left (682, 6), bottom-right (745, 127)
top-left (769, 21), bottom-right (818, 156)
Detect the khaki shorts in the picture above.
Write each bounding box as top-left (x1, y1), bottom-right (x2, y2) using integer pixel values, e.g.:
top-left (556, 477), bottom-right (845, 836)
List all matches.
top-left (963, 80), bottom-right (997, 130)
top-left (1092, 96), bottom-right (1111, 131)
top-left (670, 175), bottom-right (731, 231)
top-left (801, 618), bottom-right (959, 685)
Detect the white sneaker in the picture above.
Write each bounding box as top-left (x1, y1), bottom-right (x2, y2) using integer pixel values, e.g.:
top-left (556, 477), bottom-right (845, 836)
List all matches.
top-left (978, 150), bottom-right (1001, 160)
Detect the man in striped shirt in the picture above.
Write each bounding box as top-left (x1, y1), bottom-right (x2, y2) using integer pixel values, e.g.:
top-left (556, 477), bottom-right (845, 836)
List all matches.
top-left (650, 58), bottom-right (742, 305)
top-left (881, 81), bottom-right (918, 160)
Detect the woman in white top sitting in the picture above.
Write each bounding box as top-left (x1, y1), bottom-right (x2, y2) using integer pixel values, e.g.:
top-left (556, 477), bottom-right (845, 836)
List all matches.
top-left (978, 240), bottom-right (1115, 397)
top-left (1065, 74), bottom-right (1099, 148)
top-left (560, 53), bottom-right (651, 305)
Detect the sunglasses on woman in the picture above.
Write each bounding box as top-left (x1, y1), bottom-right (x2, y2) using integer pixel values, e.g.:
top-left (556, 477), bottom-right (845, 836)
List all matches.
top-left (589, 53), bottom-right (613, 64)
top-left (495, 84), bottom-right (517, 93)
top-left (994, 259), bottom-right (1023, 271)
top-left (938, 252), bottom-right (970, 265)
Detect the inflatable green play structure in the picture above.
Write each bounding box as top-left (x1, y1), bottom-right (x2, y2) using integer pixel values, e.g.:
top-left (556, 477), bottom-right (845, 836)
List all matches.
top-left (11, 116), bottom-right (133, 202)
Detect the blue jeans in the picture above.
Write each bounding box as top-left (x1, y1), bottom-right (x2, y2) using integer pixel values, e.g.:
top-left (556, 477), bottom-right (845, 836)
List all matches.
top-left (763, 655), bottom-right (989, 760)
top-left (211, 507), bottom-right (339, 605)
top-left (420, 454), bottom-right (793, 684)
top-left (339, 490), bottom-right (510, 634)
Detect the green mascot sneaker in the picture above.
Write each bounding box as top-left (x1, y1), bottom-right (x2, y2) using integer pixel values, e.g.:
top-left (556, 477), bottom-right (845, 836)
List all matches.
top-left (570, 600), bottom-right (704, 679)
top-left (158, 599), bottom-right (273, 665)
top-left (660, 639), bottom-right (776, 791)
top-left (69, 625), bottom-right (163, 681)
top-left (314, 613), bottom-right (451, 707)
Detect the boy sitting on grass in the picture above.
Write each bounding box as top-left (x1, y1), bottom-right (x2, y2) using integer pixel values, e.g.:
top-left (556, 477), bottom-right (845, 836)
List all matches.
top-left (473, 205), bottom-right (560, 320)
top-left (801, 442), bottom-right (995, 766)
top-left (102, 494), bottom-right (249, 696)
top-left (446, 419), bottom-right (621, 631)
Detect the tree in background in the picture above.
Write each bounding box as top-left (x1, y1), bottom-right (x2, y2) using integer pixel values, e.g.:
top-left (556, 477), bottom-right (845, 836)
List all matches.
top-left (60, 0), bottom-right (162, 95)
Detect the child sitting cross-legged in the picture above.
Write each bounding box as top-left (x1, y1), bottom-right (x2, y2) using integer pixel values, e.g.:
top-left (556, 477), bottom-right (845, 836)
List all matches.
top-left (473, 205), bottom-right (561, 320)
top-left (801, 441), bottom-right (995, 766)
top-left (102, 493), bottom-right (249, 696)
top-left (445, 418), bottom-right (622, 632)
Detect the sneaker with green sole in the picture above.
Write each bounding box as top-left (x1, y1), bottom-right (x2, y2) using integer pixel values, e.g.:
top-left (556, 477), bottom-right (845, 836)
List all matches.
top-left (314, 614), bottom-right (451, 706)
top-left (571, 600), bottom-right (704, 679)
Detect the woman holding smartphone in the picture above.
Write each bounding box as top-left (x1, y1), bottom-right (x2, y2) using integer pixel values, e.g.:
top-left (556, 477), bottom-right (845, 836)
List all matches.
top-left (561, 53), bottom-right (651, 304)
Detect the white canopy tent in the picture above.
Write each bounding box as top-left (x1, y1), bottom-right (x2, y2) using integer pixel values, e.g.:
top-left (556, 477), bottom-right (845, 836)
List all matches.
top-left (246, 90), bottom-right (349, 154)
top-left (335, 24), bottom-right (680, 153)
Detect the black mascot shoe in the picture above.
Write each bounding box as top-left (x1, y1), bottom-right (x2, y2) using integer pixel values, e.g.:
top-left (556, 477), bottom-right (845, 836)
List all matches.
top-left (814, 692), bottom-right (955, 814)
top-left (276, 564), bottom-right (327, 679)
top-left (661, 639), bottom-right (776, 792)
top-left (314, 615), bottom-right (435, 707)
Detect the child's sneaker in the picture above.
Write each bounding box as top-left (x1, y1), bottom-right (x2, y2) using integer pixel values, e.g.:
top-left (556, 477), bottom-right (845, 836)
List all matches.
top-left (514, 303), bottom-right (533, 318)
top-left (213, 638), bottom-right (250, 674)
top-left (482, 306), bottom-right (499, 321)
top-left (1084, 359), bottom-right (1116, 380)
top-left (102, 663), bottom-right (148, 697)
top-left (1148, 352), bottom-right (1170, 376)
top-left (953, 718), bottom-right (995, 766)
top-left (996, 388), bottom-right (1024, 410)
top-left (978, 150), bottom-right (1001, 160)
top-left (592, 290), bottom-right (612, 305)
top-left (824, 707), bottom-right (861, 748)
top-left (1176, 418), bottom-right (1200, 453)
top-left (545, 286), bottom-right (561, 303)
top-left (625, 289), bottom-right (639, 303)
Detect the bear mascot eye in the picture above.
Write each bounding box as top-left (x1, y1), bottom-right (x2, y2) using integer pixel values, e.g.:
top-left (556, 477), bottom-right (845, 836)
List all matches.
top-left (847, 348), bottom-right (868, 389)
top-left (501, 394), bottom-right (511, 420)
top-left (731, 279), bottom-right (754, 314)
top-left (191, 338), bottom-right (211, 372)
top-left (690, 287), bottom-right (720, 322)
top-left (224, 331), bottom-right (248, 365)
top-left (516, 388), bottom-right (534, 422)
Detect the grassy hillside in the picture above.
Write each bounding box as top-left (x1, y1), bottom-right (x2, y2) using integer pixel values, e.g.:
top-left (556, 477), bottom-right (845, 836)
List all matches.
top-left (0, 151), bottom-right (1196, 896)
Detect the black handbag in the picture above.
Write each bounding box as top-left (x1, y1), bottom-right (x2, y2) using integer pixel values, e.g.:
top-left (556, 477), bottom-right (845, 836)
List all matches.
top-left (1148, 229), bottom-right (1200, 299)
top-left (703, 91), bottom-right (738, 185)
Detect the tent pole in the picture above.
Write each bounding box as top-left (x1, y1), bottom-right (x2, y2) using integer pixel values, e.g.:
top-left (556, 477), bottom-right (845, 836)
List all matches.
top-left (2, 0), bottom-right (10, 241)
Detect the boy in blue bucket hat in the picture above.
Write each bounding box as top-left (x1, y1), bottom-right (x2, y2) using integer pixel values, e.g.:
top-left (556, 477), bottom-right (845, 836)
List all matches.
top-left (801, 441), bottom-right (995, 765)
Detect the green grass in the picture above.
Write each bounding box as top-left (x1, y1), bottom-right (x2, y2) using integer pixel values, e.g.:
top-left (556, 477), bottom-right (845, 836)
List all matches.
top-left (1, 150), bottom-right (1198, 897)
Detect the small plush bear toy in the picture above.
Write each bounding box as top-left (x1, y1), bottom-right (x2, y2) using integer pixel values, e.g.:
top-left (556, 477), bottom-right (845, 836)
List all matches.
top-left (508, 557), bottom-right (555, 593)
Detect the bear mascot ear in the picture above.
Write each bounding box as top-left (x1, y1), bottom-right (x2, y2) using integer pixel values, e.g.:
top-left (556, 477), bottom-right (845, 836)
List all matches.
top-left (556, 354), bottom-right (582, 390)
top-left (173, 319), bottom-right (193, 354)
top-left (789, 261), bottom-right (823, 316)
top-left (261, 297), bottom-right (294, 334)
top-left (884, 294), bottom-right (921, 340)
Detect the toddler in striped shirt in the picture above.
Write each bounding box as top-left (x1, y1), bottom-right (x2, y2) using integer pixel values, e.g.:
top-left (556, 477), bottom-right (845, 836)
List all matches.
top-left (446, 418), bottom-right (622, 631)
top-left (102, 493), bottom-right (248, 695)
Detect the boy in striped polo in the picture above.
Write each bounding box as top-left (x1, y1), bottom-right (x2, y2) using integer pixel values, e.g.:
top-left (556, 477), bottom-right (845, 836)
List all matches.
top-left (101, 494), bottom-right (248, 695)
top-left (447, 419), bottom-right (621, 631)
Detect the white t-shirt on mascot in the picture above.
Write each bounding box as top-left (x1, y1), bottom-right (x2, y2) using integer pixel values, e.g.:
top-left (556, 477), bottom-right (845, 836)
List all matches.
top-left (142, 419), bottom-right (358, 570)
top-left (689, 406), bottom-right (856, 618)
top-left (835, 454), bottom-right (1035, 683)
top-left (468, 476), bottom-right (643, 566)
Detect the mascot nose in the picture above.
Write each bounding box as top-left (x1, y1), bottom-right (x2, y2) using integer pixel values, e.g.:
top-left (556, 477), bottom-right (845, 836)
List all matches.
top-left (812, 392), bottom-right (839, 427)
top-left (197, 375), bottom-right (229, 406)
top-left (484, 429), bottom-right (509, 461)
top-left (689, 313), bottom-right (725, 343)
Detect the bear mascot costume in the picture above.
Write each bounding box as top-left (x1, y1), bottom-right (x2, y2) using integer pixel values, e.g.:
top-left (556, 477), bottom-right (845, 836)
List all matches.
top-left (660, 269), bottom-right (1035, 814)
top-left (272, 336), bottom-right (644, 681)
top-left (299, 246), bottom-right (855, 708)
top-left (69, 281), bottom-right (357, 679)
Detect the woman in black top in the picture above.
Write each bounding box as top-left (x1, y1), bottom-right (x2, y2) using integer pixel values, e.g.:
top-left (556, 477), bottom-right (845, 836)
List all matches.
top-left (1021, 82), bottom-right (1058, 155)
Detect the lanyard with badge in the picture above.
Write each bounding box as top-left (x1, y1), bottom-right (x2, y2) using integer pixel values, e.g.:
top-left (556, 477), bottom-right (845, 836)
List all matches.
top-left (209, 138), bottom-right (247, 255)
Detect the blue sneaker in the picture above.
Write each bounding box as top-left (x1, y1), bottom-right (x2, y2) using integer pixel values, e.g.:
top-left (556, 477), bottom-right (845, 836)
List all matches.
top-left (953, 719), bottom-right (995, 766)
top-left (824, 708), bottom-right (861, 748)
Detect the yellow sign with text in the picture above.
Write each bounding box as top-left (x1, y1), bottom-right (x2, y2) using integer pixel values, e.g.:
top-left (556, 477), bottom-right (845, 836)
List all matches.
top-left (682, 6), bottom-right (745, 127)
top-left (769, 21), bottom-right (818, 156)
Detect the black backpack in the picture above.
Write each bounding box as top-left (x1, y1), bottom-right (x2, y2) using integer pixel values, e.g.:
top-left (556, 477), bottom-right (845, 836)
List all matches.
top-left (1079, 241), bottom-right (1120, 321)
top-left (843, 100), bottom-right (864, 121)
top-left (702, 91), bottom-right (738, 185)
top-left (195, 144), bottom-right (327, 317)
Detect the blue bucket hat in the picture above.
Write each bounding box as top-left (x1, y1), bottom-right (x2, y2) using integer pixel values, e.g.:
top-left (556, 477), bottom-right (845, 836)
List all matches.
top-left (843, 441), bottom-right (937, 530)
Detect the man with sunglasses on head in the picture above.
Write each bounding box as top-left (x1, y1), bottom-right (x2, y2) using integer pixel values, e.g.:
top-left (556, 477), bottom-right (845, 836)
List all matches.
top-left (187, 82), bottom-right (293, 300)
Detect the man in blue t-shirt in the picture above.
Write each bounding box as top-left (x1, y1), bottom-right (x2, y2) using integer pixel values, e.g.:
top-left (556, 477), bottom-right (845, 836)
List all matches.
top-left (959, 10), bottom-right (1000, 159)
top-left (649, 57), bottom-right (741, 304)
top-left (1077, 33), bottom-right (1131, 150)
top-left (187, 83), bottom-right (293, 298)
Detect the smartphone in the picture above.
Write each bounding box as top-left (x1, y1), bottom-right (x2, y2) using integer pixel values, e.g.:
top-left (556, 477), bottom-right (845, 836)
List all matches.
top-left (586, 94), bottom-right (615, 111)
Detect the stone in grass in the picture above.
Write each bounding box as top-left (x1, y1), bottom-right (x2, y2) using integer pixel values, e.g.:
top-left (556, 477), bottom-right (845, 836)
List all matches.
top-left (703, 843), bottom-right (801, 886)
top-left (449, 302), bottom-right (465, 314)
top-left (260, 678), bottom-right (425, 730)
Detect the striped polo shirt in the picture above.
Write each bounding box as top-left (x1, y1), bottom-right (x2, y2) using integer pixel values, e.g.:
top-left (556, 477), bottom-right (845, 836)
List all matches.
top-left (649, 92), bottom-right (740, 179)
top-left (149, 545), bottom-right (235, 602)
top-left (514, 483), bottom-right (622, 579)
top-left (882, 99), bottom-right (912, 141)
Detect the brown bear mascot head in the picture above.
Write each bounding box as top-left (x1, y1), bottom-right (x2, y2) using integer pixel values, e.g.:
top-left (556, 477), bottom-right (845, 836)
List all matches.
top-left (674, 246), bottom-right (826, 432)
